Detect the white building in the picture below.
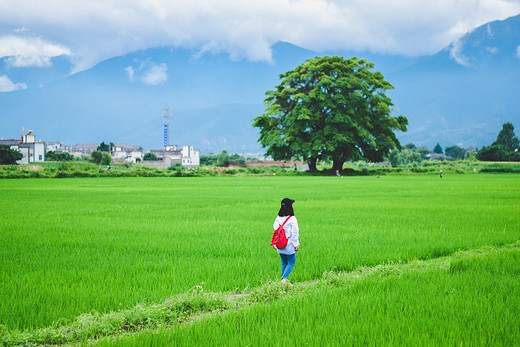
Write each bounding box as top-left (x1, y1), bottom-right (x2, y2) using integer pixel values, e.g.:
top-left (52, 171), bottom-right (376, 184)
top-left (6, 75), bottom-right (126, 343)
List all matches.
top-left (64, 143), bottom-right (144, 162)
top-left (111, 144), bottom-right (144, 163)
top-left (148, 145), bottom-right (200, 168)
top-left (0, 130), bottom-right (46, 164)
top-left (67, 143), bottom-right (100, 157)
top-left (180, 145), bottom-right (199, 167)
top-left (45, 141), bottom-right (63, 152)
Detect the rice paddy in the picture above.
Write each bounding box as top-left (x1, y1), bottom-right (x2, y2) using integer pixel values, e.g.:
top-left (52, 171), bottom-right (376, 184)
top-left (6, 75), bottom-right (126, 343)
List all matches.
top-left (112, 244), bottom-right (520, 346)
top-left (0, 174), bottom-right (519, 345)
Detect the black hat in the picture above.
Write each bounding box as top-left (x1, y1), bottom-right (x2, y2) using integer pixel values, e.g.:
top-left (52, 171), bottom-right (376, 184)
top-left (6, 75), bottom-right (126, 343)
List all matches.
top-left (281, 198), bottom-right (295, 206)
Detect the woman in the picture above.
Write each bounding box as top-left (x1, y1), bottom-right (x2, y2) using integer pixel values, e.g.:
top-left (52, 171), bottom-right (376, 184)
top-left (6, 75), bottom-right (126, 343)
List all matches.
top-left (273, 198), bottom-right (300, 283)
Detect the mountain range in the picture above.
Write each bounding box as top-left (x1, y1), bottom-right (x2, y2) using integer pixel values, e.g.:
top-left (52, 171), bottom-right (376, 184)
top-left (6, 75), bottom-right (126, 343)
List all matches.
top-left (1, 14), bottom-right (519, 154)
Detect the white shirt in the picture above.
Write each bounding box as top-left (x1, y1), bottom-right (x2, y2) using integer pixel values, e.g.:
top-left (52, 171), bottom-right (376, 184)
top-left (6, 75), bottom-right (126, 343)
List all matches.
top-left (273, 215), bottom-right (300, 254)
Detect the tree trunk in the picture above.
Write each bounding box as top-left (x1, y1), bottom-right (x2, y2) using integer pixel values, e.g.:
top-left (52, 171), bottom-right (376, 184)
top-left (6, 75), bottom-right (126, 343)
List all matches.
top-left (332, 157), bottom-right (346, 172)
top-left (307, 157), bottom-right (318, 172)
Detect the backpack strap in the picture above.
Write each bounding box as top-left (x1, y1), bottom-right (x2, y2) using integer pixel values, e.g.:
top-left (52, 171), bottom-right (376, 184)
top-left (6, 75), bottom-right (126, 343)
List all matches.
top-left (281, 216), bottom-right (292, 227)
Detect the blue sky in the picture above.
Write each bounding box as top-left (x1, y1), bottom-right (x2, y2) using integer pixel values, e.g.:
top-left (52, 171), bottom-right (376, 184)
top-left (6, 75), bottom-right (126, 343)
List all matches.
top-left (1, 0), bottom-right (519, 83)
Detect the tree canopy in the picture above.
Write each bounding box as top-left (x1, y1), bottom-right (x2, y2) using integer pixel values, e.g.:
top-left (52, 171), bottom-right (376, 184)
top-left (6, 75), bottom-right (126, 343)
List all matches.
top-left (492, 122), bottom-right (519, 152)
top-left (477, 122), bottom-right (520, 162)
top-left (445, 146), bottom-right (466, 160)
top-left (0, 145), bottom-right (23, 165)
top-left (433, 143), bottom-right (443, 154)
top-left (388, 144), bottom-right (432, 167)
top-left (101, 152), bottom-right (112, 165)
top-left (91, 150), bottom-right (103, 164)
top-left (143, 152), bottom-right (157, 161)
top-left (253, 56), bottom-right (407, 171)
top-left (97, 142), bottom-right (114, 152)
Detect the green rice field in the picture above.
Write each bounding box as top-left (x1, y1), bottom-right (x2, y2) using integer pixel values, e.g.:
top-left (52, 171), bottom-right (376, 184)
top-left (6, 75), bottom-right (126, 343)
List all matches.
top-left (108, 244), bottom-right (520, 346)
top-left (1, 174), bottom-right (519, 345)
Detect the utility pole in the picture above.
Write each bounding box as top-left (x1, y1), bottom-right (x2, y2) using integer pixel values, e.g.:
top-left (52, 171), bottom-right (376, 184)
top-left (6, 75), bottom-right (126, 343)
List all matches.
top-left (162, 105), bottom-right (171, 149)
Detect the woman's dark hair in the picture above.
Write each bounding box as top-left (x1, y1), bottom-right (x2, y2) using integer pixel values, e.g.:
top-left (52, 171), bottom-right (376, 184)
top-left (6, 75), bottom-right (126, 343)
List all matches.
top-left (278, 198), bottom-right (295, 216)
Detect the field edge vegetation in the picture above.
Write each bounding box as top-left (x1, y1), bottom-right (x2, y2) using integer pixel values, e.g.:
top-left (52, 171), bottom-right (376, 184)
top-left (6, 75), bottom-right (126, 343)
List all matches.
top-left (1, 160), bottom-right (520, 179)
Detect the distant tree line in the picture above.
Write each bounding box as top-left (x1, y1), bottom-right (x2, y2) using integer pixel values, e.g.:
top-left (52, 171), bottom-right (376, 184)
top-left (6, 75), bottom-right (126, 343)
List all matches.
top-left (386, 122), bottom-right (519, 166)
top-left (46, 151), bottom-right (75, 161)
top-left (387, 143), bottom-right (474, 167)
top-left (200, 150), bottom-right (247, 167)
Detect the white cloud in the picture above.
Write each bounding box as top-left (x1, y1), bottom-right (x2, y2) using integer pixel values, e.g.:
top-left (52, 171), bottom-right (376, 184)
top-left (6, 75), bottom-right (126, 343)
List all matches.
top-left (0, 0), bottom-right (519, 72)
top-left (141, 64), bottom-right (167, 85)
top-left (0, 35), bottom-right (71, 67)
top-left (449, 38), bottom-right (471, 66)
top-left (13, 27), bottom-right (30, 33)
top-left (125, 61), bottom-right (168, 85)
top-left (486, 23), bottom-right (494, 36)
top-left (5, 55), bottom-right (52, 67)
top-left (0, 75), bottom-right (27, 92)
top-left (125, 66), bottom-right (135, 81)
top-left (486, 46), bottom-right (499, 54)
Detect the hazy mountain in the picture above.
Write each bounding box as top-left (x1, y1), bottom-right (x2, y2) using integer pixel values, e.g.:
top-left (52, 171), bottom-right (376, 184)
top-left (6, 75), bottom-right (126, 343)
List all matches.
top-left (386, 14), bottom-right (520, 148)
top-left (1, 14), bottom-right (519, 154)
top-left (0, 42), bottom-right (317, 154)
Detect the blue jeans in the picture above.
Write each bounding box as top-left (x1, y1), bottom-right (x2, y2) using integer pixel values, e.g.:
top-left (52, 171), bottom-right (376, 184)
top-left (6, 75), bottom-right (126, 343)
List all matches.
top-left (280, 253), bottom-right (296, 279)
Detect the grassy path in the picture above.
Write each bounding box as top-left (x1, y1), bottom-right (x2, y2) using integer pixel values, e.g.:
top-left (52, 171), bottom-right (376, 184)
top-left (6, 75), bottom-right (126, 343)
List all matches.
top-left (2, 240), bottom-right (518, 346)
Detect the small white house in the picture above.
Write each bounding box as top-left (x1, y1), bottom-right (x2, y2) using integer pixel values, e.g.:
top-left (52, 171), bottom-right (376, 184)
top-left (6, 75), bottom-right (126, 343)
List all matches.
top-left (0, 130), bottom-right (46, 164)
top-left (63, 143), bottom-right (144, 162)
top-left (180, 145), bottom-right (200, 167)
top-left (111, 144), bottom-right (144, 163)
top-left (147, 145), bottom-right (200, 168)
top-left (45, 141), bottom-right (62, 152)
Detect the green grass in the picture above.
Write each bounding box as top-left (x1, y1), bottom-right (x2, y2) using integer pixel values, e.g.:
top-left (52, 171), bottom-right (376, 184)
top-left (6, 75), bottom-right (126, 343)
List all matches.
top-left (0, 175), bottom-right (519, 337)
top-left (99, 244), bottom-right (520, 346)
top-left (3, 242), bottom-right (518, 345)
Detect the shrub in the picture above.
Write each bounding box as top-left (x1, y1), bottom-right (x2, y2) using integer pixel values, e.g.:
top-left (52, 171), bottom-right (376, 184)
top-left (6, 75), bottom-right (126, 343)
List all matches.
top-left (46, 151), bottom-right (74, 161)
top-left (143, 153), bottom-right (157, 161)
top-left (479, 164), bottom-right (520, 173)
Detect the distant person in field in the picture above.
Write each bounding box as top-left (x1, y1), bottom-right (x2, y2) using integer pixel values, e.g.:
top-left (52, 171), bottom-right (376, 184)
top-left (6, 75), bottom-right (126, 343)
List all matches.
top-left (272, 198), bottom-right (300, 283)
top-left (440, 169), bottom-right (443, 178)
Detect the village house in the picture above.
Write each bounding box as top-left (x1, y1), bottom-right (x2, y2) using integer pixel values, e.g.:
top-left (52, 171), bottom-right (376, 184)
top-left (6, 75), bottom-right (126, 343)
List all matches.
top-left (0, 130), bottom-right (46, 164)
top-left (147, 145), bottom-right (200, 168)
top-left (111, 144), bottom-right (144, 163)
top-left (44, 141), bottom-right (63, 152)
top-left (62, 143), bottom-right (144, 162)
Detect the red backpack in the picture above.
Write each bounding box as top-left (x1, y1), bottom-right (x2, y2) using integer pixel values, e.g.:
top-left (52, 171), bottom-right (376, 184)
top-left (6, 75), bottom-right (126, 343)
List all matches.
top-left (270, 216), bottom-right (292, 249)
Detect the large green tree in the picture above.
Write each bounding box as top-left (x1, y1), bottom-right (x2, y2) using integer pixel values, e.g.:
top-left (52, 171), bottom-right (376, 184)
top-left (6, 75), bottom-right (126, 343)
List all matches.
top-left (492, 122), bottom-right (519, 152)
top-left (253, 56), bottom-right (407, 171)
